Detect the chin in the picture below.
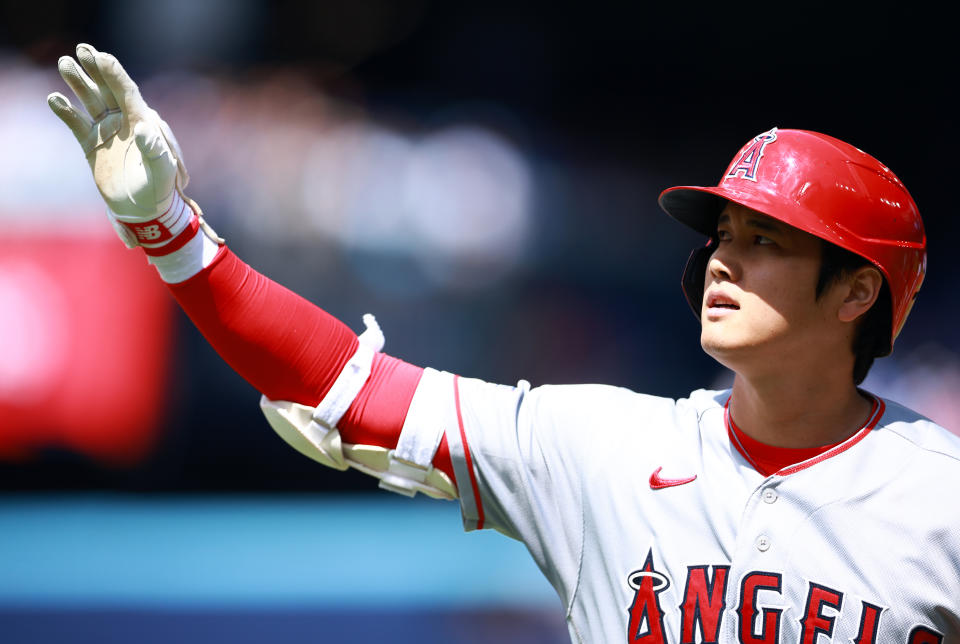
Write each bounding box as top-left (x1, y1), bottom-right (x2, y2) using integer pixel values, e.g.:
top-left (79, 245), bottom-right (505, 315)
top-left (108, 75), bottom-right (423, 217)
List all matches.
top-left (700, 329), bottom-right (758, 370)
top-left (701, 326), bottom-right (735, 353)
top-left (701, 334), bottom-right (733, 363)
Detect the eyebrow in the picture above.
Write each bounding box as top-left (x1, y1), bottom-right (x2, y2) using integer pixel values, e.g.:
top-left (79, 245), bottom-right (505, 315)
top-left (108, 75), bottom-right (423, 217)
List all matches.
top-left (717, 213), bottom-right (784, 234)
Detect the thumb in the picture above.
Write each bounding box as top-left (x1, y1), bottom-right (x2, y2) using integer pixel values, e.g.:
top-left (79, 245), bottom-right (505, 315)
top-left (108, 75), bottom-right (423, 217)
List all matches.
top-left (133, 119), bottom-right (171, 162)
top-left (156, 115), bottom-right (190, 190)
top-left (133, 120), bottom-right (178, 205)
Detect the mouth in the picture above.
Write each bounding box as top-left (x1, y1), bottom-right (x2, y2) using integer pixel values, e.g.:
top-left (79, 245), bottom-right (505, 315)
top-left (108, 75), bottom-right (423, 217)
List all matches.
top-left (705, 291), bottom-right (740, 314)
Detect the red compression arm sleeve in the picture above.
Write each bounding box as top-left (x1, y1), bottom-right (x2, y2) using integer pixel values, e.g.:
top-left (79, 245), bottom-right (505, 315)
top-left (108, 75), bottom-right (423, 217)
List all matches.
top-left (167, 247), bottom-right (454, 479)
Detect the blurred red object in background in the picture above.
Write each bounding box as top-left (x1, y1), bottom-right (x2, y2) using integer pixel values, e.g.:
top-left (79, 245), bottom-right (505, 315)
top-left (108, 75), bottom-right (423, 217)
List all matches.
top-left (0, 232), bottom-right (173, 466)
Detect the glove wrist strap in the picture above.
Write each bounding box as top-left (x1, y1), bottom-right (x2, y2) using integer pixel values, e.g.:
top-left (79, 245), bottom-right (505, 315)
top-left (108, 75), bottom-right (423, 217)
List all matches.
top-left (106, 189), bottom-right (224, 259)
top-left (108, 191), bottom-right (194, 255)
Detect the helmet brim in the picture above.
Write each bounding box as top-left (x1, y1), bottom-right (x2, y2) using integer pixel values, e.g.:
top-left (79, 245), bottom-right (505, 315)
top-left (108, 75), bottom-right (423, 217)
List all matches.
top-left (658, 185), bottom-right (779, 238)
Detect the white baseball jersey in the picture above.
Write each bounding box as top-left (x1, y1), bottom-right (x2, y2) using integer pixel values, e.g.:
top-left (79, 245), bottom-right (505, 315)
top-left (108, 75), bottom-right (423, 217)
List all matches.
top-left (411, 370), bottom-right (960, 643)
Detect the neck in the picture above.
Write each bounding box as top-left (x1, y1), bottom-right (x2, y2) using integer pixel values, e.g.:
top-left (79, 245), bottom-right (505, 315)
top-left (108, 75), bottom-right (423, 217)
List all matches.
top-left (729, 369), bottom-right (873, 448)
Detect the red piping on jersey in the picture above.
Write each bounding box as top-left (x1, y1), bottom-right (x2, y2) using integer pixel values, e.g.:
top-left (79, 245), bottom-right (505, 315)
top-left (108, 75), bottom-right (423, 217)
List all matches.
top-left (453, 375), bottom-right (484, 529)
top-left (725, 396), bottom-right (884, 477)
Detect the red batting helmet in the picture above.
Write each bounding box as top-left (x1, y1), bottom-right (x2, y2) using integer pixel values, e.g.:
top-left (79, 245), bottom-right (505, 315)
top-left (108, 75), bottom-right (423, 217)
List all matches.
top-left (658, 127), bottom-right (926, 356)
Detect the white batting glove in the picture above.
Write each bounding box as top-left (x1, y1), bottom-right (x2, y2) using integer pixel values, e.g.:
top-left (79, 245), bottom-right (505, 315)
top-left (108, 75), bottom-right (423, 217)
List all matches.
top-left (47, 43), bottom-right (220, 255)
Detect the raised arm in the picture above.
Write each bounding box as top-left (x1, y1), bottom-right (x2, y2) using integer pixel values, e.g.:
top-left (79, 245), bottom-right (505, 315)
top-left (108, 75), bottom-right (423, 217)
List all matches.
top-left (48, 44), bottom-right (455, 496)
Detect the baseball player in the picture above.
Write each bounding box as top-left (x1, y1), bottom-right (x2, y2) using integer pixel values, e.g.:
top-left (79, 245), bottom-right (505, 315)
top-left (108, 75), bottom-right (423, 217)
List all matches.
top-left (48, 45), bottom-right (960, 643)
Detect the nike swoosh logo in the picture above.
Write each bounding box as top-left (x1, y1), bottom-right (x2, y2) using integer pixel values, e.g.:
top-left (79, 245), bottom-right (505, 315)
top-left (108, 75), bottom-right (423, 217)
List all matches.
top-left (649, 466), bottom-right (697, 489)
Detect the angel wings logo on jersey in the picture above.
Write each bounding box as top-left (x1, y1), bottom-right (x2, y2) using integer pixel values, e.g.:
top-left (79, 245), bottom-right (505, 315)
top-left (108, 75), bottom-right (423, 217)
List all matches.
top-left (623, 554), bottom-right (945, 643)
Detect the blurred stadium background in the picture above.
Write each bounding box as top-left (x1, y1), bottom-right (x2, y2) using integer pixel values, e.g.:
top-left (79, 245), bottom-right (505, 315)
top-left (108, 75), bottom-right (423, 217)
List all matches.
top-left (0, 1), bottom-right (956, 642)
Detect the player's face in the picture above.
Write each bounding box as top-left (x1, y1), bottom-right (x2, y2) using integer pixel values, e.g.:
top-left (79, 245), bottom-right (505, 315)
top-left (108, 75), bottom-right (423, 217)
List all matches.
top-left (699, 203), bottom-right (840, 373)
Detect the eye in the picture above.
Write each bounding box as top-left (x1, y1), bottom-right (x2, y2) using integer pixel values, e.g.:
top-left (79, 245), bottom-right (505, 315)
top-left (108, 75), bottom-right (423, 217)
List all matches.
top-left (717, 229), bottom-right (732, 241)
top-left (755, 235), bottom-right (776, 246)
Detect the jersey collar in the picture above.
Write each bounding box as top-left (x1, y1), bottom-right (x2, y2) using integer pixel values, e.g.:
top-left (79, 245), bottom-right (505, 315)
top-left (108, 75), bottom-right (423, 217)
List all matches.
top-left (724, 395), bottom-right (884, 477)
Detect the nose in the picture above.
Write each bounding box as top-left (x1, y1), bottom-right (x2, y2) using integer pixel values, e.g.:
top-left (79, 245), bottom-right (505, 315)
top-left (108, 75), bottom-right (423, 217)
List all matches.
top-left (707, 245), bottom-right (739, 283)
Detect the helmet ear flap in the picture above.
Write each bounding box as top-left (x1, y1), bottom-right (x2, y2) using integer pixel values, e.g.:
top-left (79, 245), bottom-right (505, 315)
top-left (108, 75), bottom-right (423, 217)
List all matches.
top-left (681, 239), bottom-right (715, 319)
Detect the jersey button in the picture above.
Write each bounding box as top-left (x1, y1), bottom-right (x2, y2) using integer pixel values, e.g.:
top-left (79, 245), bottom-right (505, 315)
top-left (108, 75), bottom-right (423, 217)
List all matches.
top-left (762, 488), bottom-right (777, 504)
top-left (755, 535), bottom-right (771, 552)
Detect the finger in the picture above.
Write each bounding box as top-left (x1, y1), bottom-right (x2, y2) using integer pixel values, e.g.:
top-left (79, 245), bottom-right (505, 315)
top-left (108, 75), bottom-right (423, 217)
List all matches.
top-left (57, 55), bottom-right (108, 119)
top-left (75, 43), bottom-right (119, 111)
top-left (95, 51), bottom-right (150, 121)
top-left (47, 92), bottom-right (94, 142)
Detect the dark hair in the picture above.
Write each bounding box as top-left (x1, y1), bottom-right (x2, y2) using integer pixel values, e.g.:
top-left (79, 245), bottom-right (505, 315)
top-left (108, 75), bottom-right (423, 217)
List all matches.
top-left (815, 242), bottom-right (892, 385)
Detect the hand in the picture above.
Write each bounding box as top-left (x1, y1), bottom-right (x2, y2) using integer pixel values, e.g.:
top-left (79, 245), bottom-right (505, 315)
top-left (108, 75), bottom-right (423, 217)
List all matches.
top-left (48, 44), bottom-right (221, 256)
top-left (48, 43), bottom-right (190, 221)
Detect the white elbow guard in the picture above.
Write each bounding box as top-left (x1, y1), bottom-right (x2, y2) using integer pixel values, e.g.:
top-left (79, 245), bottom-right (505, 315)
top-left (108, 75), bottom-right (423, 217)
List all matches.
top-left (259, 314), bottom-right (457, 501)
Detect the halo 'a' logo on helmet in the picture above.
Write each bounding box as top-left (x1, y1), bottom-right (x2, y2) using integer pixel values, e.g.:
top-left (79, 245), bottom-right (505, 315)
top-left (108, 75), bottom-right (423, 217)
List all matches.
top-left (725, 127), bottom-right (778, 182)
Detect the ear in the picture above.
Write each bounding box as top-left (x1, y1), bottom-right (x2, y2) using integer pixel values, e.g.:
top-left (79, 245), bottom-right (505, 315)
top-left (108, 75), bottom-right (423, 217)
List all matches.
top-left (837, 266), bottom-right (883, 323)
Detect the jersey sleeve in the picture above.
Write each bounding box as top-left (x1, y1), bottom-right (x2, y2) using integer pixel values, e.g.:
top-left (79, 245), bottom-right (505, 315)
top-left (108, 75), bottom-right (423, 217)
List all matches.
top-left (429, 373), bottom-right (641, 608)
